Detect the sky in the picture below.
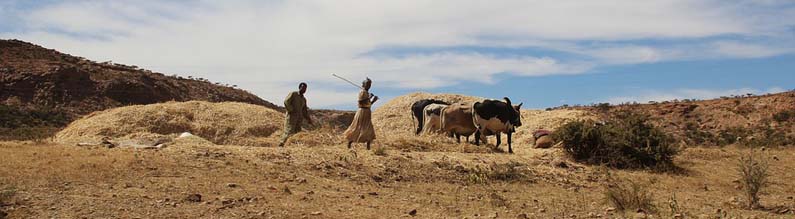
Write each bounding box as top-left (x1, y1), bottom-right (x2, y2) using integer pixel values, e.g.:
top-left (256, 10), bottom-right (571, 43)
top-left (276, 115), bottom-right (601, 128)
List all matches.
top-left (1, 0), bottom-right (794, 110)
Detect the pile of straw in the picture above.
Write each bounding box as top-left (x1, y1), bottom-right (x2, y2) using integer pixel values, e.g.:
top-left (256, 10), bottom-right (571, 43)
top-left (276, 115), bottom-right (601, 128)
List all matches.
top-left (55, 101), bottom-right (284, 146)
top-left (54, 93), bottom-right (594, 152)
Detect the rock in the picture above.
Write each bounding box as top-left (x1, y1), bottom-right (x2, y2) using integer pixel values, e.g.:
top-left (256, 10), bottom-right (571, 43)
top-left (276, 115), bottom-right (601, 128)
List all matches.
top-left (538, 208), bottom-right (546, 213)
top-left (185, 194), bottom-right (202, 202)
top-left (368, 192), bottom-right (378, 196)
top-left (226, 183), bottom-right (238, 188)
top-left (310, 211), bottom-right (322, 215)
top-left (673, 213), bottom-right (683, 218)
top-left (605, 207), bottom-right (615, 212)
top-left (408, 209), bottom-right (417, 216)
top-left (533, 135), bottom-right (555, 149)
top-left (517, 213), bottom-right (529, 219)
top-left (178, 132), bottom-right (194, 138)
top-left (283, 186), bottom-right (292, 194)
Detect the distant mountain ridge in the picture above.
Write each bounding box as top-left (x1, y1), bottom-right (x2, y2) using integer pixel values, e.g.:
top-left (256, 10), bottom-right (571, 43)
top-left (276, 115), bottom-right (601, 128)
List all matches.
top-left (0, 39), bottom-right (279, 121)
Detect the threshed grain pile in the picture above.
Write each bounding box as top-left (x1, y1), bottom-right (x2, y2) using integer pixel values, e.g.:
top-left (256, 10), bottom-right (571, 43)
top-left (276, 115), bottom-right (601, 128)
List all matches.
top-left (55, 101), bottom-right (284, 147)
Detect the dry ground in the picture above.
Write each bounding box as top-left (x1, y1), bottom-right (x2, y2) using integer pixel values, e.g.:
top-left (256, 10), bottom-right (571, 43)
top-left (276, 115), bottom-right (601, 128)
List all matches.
top-left (1, 140), bottom-right (794, 219)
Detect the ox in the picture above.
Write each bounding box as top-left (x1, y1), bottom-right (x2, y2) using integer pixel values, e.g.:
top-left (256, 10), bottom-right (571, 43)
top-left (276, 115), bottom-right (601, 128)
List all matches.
top-left (421, 103), bottom-right (448, 134)
top-left (472, 97), bottom-right (523, 153)
top-left (440, 102), bottom-right (477, 143)
top-left (411, 99), bottom-right (449, 135)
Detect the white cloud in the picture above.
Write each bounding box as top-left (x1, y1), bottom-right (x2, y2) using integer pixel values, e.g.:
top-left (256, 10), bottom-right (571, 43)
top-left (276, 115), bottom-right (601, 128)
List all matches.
top-left (602, 87), bottom-right (787, 104)
top-left (2, 0), bottom-right (794, 107)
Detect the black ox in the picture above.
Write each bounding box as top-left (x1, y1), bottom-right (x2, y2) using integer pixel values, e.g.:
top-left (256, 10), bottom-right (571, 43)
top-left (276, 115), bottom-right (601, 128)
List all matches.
top-left (472, 97), bottom-right (523, 153)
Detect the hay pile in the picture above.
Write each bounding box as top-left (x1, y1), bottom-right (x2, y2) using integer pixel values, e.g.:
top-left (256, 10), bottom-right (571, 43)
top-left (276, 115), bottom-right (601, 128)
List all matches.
top-left (55, 101), bottom-right (285, 146)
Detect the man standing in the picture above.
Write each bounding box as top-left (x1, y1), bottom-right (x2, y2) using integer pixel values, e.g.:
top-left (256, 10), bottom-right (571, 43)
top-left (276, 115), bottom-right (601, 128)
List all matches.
top-left (278, 82), bottom-right (313, 147)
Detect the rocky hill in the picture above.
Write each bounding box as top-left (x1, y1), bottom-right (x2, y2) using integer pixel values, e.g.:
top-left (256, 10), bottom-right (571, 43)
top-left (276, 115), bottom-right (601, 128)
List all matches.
top-left (583, 91), bottom-right (795, 146)
top-left (0, 39), bottom-right (279, 121)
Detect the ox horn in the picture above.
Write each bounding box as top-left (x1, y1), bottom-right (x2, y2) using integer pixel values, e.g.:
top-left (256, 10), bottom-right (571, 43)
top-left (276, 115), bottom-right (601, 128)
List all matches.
top-left (503, 97), bottom-right (512, 106)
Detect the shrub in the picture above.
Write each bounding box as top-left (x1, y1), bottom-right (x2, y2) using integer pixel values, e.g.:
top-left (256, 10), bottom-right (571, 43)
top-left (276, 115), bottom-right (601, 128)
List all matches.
top-left (717, 127), bottom-right (751, 146)
top-left (594, 103), bottom-right (611, 112)
top-left (462, 162), bottom-right (532, 184)
top-left (0, 127), bottom-right (60, 141)
top-left (684, 122), bottom-right (715, 145)
top-left (373, 147), bottom-right (388, 156)
top-left (553, 111), bottom-right (678, 170)
top-left (737, 150), bottom-right (770, 209)
top-left (0, 104), bottom-right (69, 128)
top-left (744, 124), bottom-right (795, 147)
top-left (604, 174), bottom-right (655, 213)
top-left (772, 110), bottom-right (794, 123)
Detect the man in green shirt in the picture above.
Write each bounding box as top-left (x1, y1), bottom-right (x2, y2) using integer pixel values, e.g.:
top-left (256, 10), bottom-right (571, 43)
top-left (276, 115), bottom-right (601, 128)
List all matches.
top-left (278, 82), bottom-right (313, 147)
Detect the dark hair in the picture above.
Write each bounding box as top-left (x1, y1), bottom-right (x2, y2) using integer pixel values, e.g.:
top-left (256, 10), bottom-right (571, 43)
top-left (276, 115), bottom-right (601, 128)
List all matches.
top-left (299, 82), bottom-right (307, 88)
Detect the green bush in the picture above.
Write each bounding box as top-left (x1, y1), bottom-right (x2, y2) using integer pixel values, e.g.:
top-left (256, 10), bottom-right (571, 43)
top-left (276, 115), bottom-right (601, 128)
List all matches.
top-left (553, 111), bottom-right (678, 170)
top-left (772, 110), bottom-right (794, 123)
top-left (684, 121), bottom-right (715, 145)
top-left (737, 150), bottom-right (769, 209)
top-left (744, 124), bottom-right (795, 147)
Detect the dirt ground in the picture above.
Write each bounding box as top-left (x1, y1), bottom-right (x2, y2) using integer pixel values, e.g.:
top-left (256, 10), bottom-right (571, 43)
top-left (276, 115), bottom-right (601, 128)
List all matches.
top-left (1, 140), bottom-right (793, 219)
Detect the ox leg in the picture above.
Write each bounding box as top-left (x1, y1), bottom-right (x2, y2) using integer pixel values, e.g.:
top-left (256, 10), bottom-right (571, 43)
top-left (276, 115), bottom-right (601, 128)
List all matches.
top-left (495, 132), bottom-right (501, 147)
top-left (507, 132), bottom-right (513, 154)
top-left (455, 133), bottom-right (461, 143)
top-left (347, 141), bottom-right (352, 149)
top-left (366, 141), bottom-right (371, 150)
top-left (474, 129), bottom-right (481, 146)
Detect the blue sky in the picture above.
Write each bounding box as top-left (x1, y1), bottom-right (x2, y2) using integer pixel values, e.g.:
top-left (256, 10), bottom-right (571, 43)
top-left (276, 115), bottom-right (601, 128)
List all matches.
top-left (2, 0), bottom-right (794, 109)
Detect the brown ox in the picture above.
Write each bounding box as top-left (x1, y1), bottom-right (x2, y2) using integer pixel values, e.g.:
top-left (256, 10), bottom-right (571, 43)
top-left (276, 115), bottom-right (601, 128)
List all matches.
top-left (440, 102), bottom-right (477, 143)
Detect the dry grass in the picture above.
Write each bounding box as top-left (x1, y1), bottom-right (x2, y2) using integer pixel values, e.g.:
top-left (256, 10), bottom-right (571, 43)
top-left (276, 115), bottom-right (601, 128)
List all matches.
top-left (604, 173), bottom-right (656, 213)
top-left (2, 141), bottom-right (794, 218)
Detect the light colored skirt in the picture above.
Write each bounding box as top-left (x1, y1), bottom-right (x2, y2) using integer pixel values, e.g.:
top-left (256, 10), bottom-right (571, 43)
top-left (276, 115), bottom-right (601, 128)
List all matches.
top-left (344, 108), bottom-right (376, 143)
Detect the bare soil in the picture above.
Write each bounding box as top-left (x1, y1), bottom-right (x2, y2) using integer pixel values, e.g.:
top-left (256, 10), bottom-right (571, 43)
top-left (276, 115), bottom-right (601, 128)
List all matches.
top-left (1, 140), bottom-right (793, 218)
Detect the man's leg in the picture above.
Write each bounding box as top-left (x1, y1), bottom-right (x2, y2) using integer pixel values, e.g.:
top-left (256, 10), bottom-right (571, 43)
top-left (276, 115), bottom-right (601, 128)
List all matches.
top-left (279, 119), bottom-right (296, 147)
top-left (278, 129), bottom-right (291, 146)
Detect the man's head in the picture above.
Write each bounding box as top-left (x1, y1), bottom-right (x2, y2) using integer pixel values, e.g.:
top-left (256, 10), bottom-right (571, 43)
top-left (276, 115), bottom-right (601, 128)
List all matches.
top-left (299, 82), bottom-right (308, 94)
top-left (362, 78), bottom-right (372, 90)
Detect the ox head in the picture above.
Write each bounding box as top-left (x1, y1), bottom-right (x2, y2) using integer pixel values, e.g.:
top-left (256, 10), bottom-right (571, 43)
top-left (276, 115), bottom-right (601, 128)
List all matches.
top-left (503, 97), bottom-right (523, 128)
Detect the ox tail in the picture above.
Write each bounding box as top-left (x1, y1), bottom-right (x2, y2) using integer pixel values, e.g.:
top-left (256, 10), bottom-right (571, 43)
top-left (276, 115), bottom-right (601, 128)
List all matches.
top-left (410, 109), bottom-right (417, 133)
top-left (440, 105), bottom-right (448, 131)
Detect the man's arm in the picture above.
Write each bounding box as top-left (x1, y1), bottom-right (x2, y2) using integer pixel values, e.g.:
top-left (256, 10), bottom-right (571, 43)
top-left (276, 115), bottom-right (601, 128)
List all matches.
top-left (284, 92), bottom-right (295, 113)
top-left (370, 95), bottom-right (379, 104)
top-left (303, 106), bottom-right (313, 125)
